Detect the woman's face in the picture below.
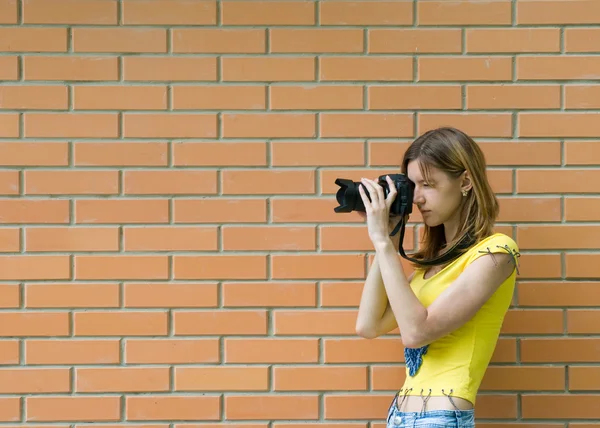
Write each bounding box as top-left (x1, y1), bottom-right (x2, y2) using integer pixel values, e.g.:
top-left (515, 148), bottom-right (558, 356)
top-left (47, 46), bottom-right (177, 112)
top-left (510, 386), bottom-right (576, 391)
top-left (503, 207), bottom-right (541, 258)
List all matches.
top-left (406, 160), bottom-right (466, 227)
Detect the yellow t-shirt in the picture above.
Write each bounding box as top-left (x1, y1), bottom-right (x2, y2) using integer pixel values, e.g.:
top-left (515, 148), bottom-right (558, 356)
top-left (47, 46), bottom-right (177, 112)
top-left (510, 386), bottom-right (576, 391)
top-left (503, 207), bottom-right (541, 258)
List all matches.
top-left (399, 232), bottom-right (519, 406)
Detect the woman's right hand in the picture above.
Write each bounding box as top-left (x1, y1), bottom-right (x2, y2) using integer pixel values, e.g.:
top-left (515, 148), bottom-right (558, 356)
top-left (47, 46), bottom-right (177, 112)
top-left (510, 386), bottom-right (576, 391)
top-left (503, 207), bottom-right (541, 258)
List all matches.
top-left (358, 212), bottom-right (402, 251)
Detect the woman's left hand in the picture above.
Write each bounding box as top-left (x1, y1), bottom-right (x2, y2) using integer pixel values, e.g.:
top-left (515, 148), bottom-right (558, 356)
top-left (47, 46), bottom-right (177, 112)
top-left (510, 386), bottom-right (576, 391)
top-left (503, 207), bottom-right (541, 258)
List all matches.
top-left (358, 176), bottom-right (398, 247)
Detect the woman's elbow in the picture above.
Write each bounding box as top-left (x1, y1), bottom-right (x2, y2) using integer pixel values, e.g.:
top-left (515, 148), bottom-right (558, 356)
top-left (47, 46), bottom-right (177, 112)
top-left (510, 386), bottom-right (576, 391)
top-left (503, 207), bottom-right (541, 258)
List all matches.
top-left (355, 322), bottom-right (379, 339)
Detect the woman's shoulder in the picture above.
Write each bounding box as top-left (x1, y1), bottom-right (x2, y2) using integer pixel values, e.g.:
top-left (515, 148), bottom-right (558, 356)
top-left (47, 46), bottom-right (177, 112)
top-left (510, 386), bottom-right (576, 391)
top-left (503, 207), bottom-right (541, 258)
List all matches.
top-left (464, 232), bottom-right (520, 268)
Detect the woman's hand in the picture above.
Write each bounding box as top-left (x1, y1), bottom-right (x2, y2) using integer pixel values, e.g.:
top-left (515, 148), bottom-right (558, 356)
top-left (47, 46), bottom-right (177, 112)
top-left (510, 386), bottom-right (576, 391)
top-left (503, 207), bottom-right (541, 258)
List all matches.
top-left (358, 176), bottom-right (399, 248)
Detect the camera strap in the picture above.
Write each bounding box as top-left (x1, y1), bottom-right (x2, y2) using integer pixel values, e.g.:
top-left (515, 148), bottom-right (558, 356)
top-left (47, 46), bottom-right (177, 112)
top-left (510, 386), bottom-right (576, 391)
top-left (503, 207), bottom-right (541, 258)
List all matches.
top-left (389, 206), bottom-right (475, 267)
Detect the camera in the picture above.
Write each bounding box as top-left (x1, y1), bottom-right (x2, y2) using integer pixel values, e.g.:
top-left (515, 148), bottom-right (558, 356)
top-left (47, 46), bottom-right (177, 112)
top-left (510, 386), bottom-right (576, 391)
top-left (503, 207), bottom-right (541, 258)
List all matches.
top-left (333, 173), bottom-right (414, 218)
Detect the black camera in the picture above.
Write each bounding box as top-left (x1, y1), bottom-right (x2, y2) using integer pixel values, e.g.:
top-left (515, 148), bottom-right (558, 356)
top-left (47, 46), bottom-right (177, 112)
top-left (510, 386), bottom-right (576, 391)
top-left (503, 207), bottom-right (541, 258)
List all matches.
top-left (333, 173), bottom-right (414, 218)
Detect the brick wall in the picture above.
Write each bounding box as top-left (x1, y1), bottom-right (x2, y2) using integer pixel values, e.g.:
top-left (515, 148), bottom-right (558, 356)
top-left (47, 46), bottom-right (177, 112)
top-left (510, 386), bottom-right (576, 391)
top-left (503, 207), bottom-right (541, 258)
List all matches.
top-left (0, 0), bottom-right (599, 425)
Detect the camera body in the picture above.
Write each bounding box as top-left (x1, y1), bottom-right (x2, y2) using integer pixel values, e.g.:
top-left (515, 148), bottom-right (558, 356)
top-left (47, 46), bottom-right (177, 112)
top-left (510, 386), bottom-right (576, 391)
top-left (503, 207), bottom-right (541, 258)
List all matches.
top-left (333, 173), bottom-right (414, 217)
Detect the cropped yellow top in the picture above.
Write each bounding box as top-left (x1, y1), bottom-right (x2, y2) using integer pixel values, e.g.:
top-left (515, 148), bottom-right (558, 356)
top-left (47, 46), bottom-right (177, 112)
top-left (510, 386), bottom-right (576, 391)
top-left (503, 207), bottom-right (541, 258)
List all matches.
top-left (399, 233), bottom-right (519, 406)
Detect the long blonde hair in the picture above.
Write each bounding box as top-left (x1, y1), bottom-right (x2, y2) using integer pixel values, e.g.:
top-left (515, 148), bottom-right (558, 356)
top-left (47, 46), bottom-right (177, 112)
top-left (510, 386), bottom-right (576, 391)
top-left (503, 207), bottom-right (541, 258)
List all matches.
top-left (401, 127), bottom-right (499, 269)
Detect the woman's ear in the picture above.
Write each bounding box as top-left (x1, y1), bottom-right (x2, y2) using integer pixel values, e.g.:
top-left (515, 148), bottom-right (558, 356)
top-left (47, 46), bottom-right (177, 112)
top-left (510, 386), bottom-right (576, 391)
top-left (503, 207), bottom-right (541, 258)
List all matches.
top-left (461, 170), bottom-right (473, 193)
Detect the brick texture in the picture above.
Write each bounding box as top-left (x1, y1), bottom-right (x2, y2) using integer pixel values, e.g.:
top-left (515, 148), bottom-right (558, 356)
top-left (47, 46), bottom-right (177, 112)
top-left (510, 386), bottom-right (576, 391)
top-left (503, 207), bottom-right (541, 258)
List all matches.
top-left (0, 0), bottom-right (597, 424)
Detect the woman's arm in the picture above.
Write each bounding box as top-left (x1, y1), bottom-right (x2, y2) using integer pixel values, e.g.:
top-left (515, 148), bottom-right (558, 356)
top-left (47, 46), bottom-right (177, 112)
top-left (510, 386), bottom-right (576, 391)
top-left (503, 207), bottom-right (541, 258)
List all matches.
top-left (355, 253), bottom-right (414, 339)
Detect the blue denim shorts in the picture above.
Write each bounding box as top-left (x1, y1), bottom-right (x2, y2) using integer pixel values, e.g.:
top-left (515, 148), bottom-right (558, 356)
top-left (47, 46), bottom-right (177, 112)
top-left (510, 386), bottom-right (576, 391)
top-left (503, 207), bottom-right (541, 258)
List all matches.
top-left (386, 394), bottom-right (475, 428)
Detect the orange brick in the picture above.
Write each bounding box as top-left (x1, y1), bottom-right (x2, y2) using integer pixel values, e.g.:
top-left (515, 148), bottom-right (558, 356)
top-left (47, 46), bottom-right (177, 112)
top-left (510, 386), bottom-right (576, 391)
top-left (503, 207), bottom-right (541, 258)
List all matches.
top-left (369, 85), bottom-right (461, 110)
top-left (0, 0), bottom-right (17, 23)
top-left (518, 225), bottom-right (600, 250)
top-left (501, 309), bottom-right (564, 335)
top-left (566, 254), bottom-right (600, 278)
top-left (517, 0), bottom-right (600, 24)
top-left (274, 366), bottom-right (367, 391)
top-left (226, 395), bottom-right (319, 420)
top-left (75, 255), bottom-right (169, 280)
top-left (418, 0), bottom-right (512, 25)
top-left (173, 29), bottom-right (265, 53)
top-left (0, 85), bottom-right (68, 109)
top-left (123, 226), bottom-right (218, 252)
top-left (75, 199), bottom-right (169, 224)
top-left (73, 142), bottom-right (168, 166)
top-left (0, 114), bottom-right (19, 138)
top-left (566, 28), bottom-right (600, 53)
top-left (369, 29), bottom-right (461, 53)
top-left (175, 366), bottom-right (269, 391)
top-left (173, 85), bottom-right (266, 110)
top-left (320, 281), bottom-right (364, 307)
top-left (76, 367), bottom-right (170, 393)
top-left (0, 141), bottom-right (69, 166)
top-left (0, 28), bottom-right (67, 52)
top-left (0, 283), bottom-right (20, 308)
top-left (467, 85), bottom-right (561, 109)
top-left (519, 281), bottom-right (600, 307)
top-left (222, 282), bottom-right (316, 307)
top-left (517, 169), bottom-right (600, 194)
top-left (565, 141), bottom-right (600, 165)
top-left (320, 225), bottom-right (414, 252)
top-left (466, 28), bottom-right (561, 53)
top-left (222, 57), bottom-right (315, 82)
top-left (419, 113), bottom-right (513, 137)
top-left (521, 394), bottom-right (600, 419)
top-left (272, 198), bottom-right (364, 224)
top-left (565, 84), bottom-right (600, 109)
top-left (517, 56), bottom-right (600, 80)
top-left (0, 397), bottom-right (20, 421)
top-left (173, 310), bottom-right (267, 335)
top-left (73, 311), bottom-right (168, 336)
top-left (173, 198), bottom-right (267, 223)
top-left (123, 57), bottom-right (217, 81)
top-left (271, 29), bottom-right (363, 53)
top-left (0, 173), bottom-right (19, 196)
top-left (73, 28), bottom-right (167, 53)
top-left (174, 255), bottom-right (267, 280)
top-left (519, 113), bottom-right (600, 137)
top-left (569, 366), bottom-right (600, 391)
top-left (123, 113), bottom-right (217, 138)
top-left (26, 396), bottom-right (121, 422)
top-left (0, 56), bottom-right (18, 80)
top-left (271, 85), bottom-right (363, 110)
top-left (221, 1), bottom-right (314, 25)
top-left (73, 85), bottom-right (167, 110)
top-left (23, 0), bottom-right (118, 24)
top-left (223, 113), bottom-right (316, 138)
top-left (24, 171), bottom-right (119, 195)
top-left (24, 56), bottom-right (119, 81)
top-left (0, 199), bottom-right (69, 224)
top-left (320, 1), bottom-right (412, 25)
top-left (222, 226), bottom-right (316, 251)
top-left (0, 341), bottom-right (19, 364)
top-left (122, 0), bottom-right (217, 25)
top-left (26, 227), bottom-right (119, 252)
top-left (125, 339), bottom-right (219, 364)
top-left (222, 170), bottom-right (315, 195)
top-left (0, 312), bottom-right (69, 336)
top-left (272, 254), bottom-right (365, 279)
top-left (24, 113), bottom-right (119, 138)
top-left (271, 141), bottom-right (364, 166)
top-left (273, 309), bottom-right (358, 335)
top-left (566, 197), bottom-right (600, 221)
top-left (224, 338), bottom-right (319, 363)
top-left (480, 366), bottom-right (565, 391)
top-left (0, 255), bottom-right (70, 280)
top-left (25, 339), bottom-right (120, 365)
top-left (124, 283), bottom-right (218, 308)
top-left (478, 141), bottom-right (561, 166)
top-left (25, 283), bottom-right (120, 308)
top-left (126, 396), bottom-right (220, 421)
top-left (0, 368), bottom-right (70, 393)
top-left (497, 197), bottom-right (561, 222)
top-left (173, 142), bottom-right (267, 166)
top-left (419, 57), bottom-right (512, 81)
top-left (323, 337), bottom-right (403, 363)
top-left (124, 170), bottom-right (217, 195)
top-left (321, 113), bottom-right (413, 138)
top-left (320, 57), bottom-right (413, 81)
top-left (567, 310), bottom-right (600, 334)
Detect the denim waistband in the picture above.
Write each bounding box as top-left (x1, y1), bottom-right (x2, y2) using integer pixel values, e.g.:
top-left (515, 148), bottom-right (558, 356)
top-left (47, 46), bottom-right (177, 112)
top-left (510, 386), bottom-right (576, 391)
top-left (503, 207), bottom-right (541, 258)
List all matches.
top-left (386, 393), bottom-right (475, 428)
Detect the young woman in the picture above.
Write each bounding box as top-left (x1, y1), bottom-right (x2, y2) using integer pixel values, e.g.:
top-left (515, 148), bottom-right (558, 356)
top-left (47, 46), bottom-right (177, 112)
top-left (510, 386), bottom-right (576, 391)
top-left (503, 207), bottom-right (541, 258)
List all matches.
top-left (355, 127), bottom-right (520, 427)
